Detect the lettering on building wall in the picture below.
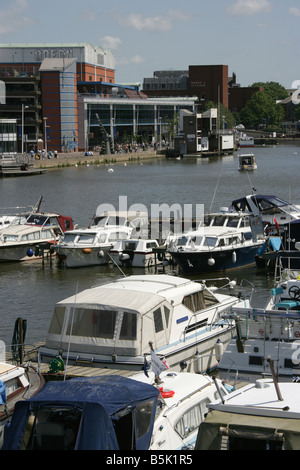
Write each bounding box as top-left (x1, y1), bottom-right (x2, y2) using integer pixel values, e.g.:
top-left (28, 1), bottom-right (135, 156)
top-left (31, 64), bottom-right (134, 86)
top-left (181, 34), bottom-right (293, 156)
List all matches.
top-left (190, 82), bottom-right (206, 87)
top-left (34, 49), bottom-right (73, 62)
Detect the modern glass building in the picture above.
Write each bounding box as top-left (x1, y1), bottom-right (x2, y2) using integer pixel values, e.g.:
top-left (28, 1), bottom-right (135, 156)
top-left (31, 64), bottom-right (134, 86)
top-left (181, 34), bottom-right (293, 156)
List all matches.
top-left (78, 96), bottom-right (197, 150)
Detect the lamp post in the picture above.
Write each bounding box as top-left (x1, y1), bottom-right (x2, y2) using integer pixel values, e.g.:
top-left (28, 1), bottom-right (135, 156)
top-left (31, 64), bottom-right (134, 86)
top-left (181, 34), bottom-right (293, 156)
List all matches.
top-left (43, 117), bottom-right (48, 154)
top-left (21, 104), bottom-right (29, 154)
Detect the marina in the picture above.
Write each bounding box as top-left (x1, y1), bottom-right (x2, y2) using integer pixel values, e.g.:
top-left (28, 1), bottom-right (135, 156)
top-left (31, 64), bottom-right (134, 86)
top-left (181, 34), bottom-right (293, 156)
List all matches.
top-left (1, 143), bottom-right (300, 449)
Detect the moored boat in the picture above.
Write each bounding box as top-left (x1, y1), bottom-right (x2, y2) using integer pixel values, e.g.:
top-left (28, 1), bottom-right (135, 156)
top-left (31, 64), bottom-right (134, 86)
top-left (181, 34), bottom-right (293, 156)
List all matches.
top-left (38, 274), bottom-right (244, 374)
top-left (196, 372), bottom-right (300, 450)
top-left (238, 153), bottom-right (257, 171)
top-left (168, 211), bottom-right (265, 274)
top-left (110, 238), bottom-right (162, 268)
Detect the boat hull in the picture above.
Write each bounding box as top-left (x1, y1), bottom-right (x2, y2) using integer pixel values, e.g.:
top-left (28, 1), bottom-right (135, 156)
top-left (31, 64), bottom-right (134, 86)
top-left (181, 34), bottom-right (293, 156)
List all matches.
top-left (0, 241), bottom-right (54, 262)
top-left (169, 244), bottom-right (262, 274)
top-left (56, 245), bottom-right (112, 268)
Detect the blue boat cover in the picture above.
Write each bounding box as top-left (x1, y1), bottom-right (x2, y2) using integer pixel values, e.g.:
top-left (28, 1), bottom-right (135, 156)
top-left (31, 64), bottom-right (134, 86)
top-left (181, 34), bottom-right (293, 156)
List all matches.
top-left (0, 381), bottom-right (6, 405)
top-left (2, 375), bottom-right (159, 450)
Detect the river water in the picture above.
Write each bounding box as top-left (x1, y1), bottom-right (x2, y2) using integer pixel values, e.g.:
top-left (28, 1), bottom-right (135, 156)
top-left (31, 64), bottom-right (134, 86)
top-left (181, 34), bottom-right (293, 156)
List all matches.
top-left (1, 144), bottom-right (300, 347)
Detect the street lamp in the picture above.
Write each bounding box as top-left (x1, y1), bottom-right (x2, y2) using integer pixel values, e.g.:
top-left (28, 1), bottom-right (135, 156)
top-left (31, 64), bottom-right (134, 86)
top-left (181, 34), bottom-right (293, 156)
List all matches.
top-left (43, 117), bottom-right (48, 154)
top-left (21, 104), bottom-right (29, 154)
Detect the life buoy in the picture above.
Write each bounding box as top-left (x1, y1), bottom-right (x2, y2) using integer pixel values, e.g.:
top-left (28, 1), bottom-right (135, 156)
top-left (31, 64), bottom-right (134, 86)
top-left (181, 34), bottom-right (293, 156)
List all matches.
top-left (159, 387), bottom-right (175, 398)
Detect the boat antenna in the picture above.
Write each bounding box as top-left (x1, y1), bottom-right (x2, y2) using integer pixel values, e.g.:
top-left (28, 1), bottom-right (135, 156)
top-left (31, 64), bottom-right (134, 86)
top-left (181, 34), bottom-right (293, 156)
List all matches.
top-left (64, 281), bottom-right (79, 381)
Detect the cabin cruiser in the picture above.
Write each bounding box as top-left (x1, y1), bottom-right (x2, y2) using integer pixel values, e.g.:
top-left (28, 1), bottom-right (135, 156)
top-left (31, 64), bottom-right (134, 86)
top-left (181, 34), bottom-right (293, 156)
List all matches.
top-left (38, 274), bottom-right (244, 373)
top-left (110, 238), bottom-right (162, 268)
top-left (168, 211), bottom-right (265, 274)
top-left (0, 224), bottom-right (59, 262)
top-left (196, 373), bottom-right (300, 450)
top-left (2, 375), bottom-right (159, 450)
top-left (231, 194), bottom-right (300, 249)
top-left (0, 349), bottom-right (44, 448)
top-left (132, 370), bottom-right (231, 450)
top-left (238, 153), bottom-right (257, 171)
top-left (54, 211), bottom-right (148, 268)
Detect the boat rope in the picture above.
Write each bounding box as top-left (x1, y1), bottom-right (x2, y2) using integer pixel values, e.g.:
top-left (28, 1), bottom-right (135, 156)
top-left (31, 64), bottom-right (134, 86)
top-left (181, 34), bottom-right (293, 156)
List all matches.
top-left (209, 162), bottom-right (224, 212)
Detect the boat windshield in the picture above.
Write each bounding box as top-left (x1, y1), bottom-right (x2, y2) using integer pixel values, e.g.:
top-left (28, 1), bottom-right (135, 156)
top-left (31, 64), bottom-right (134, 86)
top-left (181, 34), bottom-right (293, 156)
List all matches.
top-left (107, 231), bottom-right (130, 242)
top-left (1, 234), bottom-right (18, 242)
top-left (61, 233), bottom-right (78, 244)
top-left (77, 233), bottom-right (97, 244)
top-left (204, 237), bottom-right (218, 247)
top-left (177, 236), bottom-right (189, 246)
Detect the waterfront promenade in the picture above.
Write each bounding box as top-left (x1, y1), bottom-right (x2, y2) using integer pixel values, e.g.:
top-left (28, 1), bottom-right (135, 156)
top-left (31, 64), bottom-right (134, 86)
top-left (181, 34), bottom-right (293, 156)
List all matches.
top-left (32, 149), bottom-right (160, 169)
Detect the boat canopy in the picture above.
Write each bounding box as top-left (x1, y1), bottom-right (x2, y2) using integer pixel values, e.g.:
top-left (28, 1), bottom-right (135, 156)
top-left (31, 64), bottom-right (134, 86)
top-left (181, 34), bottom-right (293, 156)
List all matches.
top-left (2, 375), bottom-right (159, 450)
top-left (195, 408), bottom-right (300, 450)
top-left (45, 285), bottom-right (172, 356)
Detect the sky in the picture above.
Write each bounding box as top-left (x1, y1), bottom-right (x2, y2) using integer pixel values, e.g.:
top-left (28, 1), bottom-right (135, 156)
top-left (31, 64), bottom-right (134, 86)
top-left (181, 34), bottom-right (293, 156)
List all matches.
top-left (0, 0), bottom-right (299, 89)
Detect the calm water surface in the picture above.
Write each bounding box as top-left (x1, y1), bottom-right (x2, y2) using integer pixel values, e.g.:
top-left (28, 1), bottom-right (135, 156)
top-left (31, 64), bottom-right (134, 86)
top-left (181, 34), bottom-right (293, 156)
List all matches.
top-left (0, 144), bottom-right (300, 347)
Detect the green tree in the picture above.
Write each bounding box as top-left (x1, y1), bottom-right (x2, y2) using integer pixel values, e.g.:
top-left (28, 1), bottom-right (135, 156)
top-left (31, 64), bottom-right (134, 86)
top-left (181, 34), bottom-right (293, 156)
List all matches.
top-left (239, 91), bottom-right (285, 129)
top-left (251, 81), bottom-right (288, 101)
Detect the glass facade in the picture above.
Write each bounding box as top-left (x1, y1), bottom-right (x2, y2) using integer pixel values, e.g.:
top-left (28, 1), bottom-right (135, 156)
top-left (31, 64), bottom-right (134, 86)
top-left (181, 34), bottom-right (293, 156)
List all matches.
top-left (84, 98), bottom-right (196, 147)
top-left (0, 119), bottom-right (17, 155)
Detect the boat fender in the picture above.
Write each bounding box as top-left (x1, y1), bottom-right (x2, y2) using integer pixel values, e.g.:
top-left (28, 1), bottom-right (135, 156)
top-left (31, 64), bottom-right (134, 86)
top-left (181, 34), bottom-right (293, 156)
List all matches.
top-left (35, 247), bottom-right (40, 257)
top-left (27, 248), bottom-right (34, 257)
top-left (120, 253), bottom-right (130, 261)
top-left (208, 257), bottom-right (215, 266)
top-left (159, 387), bottom-right (175, 399)
top-left (215, 339), bottom-right (224, 362)
top-left (98, 250), bottom-right (104, 258)
top-left (82, 248), bottom-right (92, 254)
top-left (232, 251), bottom-right (237, 263)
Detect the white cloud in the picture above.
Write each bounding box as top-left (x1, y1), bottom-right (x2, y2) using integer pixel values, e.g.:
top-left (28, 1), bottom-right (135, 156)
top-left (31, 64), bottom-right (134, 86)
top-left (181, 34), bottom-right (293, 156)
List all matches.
top-left (289, 7), bottom-right (300, 17)
top-left (115, 55), bottom-right (145, 66)
top-left (227, 0), bottom-right (272, 16)
top-left (0, 0), bottom-right (33, 34)
top-left (119, 9), bottom-right (190, 32)
top-left (100, 36), bottom-right (122, 50)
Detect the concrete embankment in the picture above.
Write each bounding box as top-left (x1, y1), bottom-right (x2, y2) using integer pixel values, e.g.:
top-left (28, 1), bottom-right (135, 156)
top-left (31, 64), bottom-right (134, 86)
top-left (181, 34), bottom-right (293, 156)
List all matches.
top-left (33, 150), bottom-right (162, 169)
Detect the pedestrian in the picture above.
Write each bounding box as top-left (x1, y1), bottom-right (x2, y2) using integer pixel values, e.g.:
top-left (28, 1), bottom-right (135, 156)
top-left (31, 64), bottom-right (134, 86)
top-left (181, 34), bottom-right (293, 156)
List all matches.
top-left (54, 150), bottom-right (58, 159)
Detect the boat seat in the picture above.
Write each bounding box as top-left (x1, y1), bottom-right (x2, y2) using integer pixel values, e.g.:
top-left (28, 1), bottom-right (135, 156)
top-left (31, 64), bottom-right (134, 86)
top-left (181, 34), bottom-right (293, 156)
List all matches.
top-left (275, 300), bottom-right (300, 310)
top-left (35, 421), bottom-right (65, 450)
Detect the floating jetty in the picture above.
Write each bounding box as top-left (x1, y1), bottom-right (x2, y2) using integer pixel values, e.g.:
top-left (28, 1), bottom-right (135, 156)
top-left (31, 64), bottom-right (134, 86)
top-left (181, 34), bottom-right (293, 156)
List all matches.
top-left (0, 154), bottom-right (47, 177)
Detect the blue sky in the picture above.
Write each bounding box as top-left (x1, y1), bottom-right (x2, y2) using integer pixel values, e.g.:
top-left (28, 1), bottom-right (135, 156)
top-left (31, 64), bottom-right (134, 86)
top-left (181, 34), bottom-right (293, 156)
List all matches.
top-left (0, 0), bottom-right (299, 89)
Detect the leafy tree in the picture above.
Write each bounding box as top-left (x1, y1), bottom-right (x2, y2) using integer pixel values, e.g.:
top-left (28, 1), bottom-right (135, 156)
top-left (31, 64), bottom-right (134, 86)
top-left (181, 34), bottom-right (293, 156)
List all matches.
top-left (239, 91), bottom-right (285, 129)
top-left (251, 81), bottom-right (288, 101)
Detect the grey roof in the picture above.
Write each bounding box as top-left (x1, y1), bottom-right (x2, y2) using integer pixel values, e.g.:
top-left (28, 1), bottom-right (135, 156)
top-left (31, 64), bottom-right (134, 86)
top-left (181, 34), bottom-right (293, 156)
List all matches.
top-left (39, 58), bottom-right (77, 72)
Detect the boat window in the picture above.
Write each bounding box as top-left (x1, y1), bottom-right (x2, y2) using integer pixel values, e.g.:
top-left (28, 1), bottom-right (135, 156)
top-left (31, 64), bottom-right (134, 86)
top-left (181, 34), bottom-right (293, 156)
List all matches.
top-left (231, 198), bottom-right (251, 212)
top-left (119, 311), bottom-right (137, 340)
top-left (106, 216), bottom-right (126, 226)
top-left (175, 399), bottom-right (210, 439)
top-left (164, 306), bottom-right (170, 328)
top-left (191, 236), bottom-right (203, 246)
top-left (25, 406), bottom-right (82, 450)
top-left (42, 229), bottom-right (54, 239)
top-left (77, 234), bottom-right (96, 244)
top-left (204, 215), bottom-right (214, 226)
top-left (204, 237), bottom-right (217, 247)
top-left (21, 231), bottom-right (40, 241)
top-left (66, 308), bottom-right (117, 339)
top-left (26, 215), bottom-right (48, 225)
top-left (108, 231), bottom-right (129, 242)
top-left (135, 399), bottom-right (156, 440)
top-left (124, 241), bottom-right (138, 250)
top-left (212, 216), bottom-right (226, 226)
top-left (177, 236), bottom-right (188, 246)
top-left (2, 234), bottom-right (18, 242)
top-left (146, 241), bottom-right (157, 249)
top-left (62, 233), bottom-right (77, 244)
top-left (226, 217), bottom-right (239, 228)
top-left (153, 308), bottom-right (164, 333)
top-left (239, 217), bottom-right (250, 227)
top-left (183, 289), bottom-right (219, 312)
top-left (48, 306), bottom-right (66, 335)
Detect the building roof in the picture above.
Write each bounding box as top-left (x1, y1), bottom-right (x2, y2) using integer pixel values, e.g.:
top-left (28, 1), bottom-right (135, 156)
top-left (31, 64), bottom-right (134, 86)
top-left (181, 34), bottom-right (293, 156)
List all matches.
top-left (39, 58), bottom-right (77, 72)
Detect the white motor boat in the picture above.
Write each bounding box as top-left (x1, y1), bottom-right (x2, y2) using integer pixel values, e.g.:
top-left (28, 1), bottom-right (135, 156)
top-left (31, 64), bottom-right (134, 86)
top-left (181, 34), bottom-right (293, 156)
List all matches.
top-left (132, 369), bottom-right (232, 450)
top-left (168, 211), bottom-right (265, 274)
top-left (196, 372), bottom-right (300, 450)
top-left (0, 360), bottom-right (44, 448)
top-left (238, 153), bottom-right (257, 171)
top-left (55, 211), bottom-right (148, 268)
top-left (0, 224), bottom-right (58, 262)
top-left (110, 238), bottom-right (162, 268)
top-left (39, 274), bottom-right (243, 373)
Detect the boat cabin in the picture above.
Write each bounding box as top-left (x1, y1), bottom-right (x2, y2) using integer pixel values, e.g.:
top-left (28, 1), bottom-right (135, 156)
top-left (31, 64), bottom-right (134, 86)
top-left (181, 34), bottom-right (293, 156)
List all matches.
top-left (2, 376), bottom-right (159, 450)
top-left (238, 153), bottom-right (257, 171)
